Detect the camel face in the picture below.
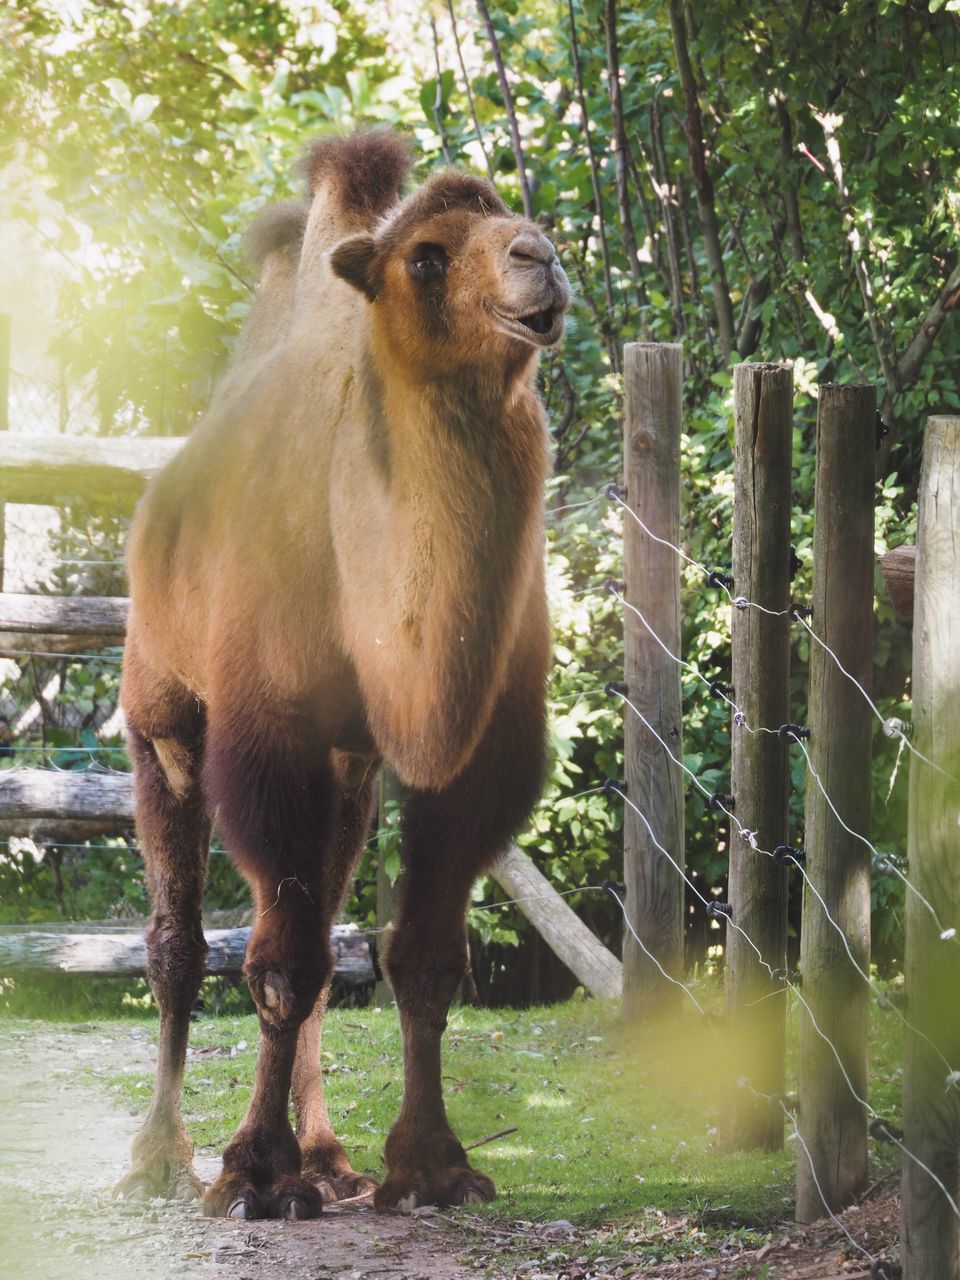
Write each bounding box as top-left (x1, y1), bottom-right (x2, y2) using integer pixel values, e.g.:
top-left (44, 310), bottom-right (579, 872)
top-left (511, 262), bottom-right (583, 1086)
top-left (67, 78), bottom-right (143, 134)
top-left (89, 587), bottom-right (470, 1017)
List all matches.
top-left (330, 172), bottom-right (570, 374)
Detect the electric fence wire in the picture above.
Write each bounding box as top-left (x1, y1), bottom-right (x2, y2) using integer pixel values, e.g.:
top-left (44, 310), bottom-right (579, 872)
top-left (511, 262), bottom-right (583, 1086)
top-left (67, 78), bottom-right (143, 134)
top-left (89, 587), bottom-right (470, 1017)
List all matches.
top-left (610, 487), bottom-right (960, 788)
top-left (607, 779), bottom-right (960, 1224)
top-left (611, 687), bottom-right (959, 1083)
top-left (606, 583), bottom-right (958, 946)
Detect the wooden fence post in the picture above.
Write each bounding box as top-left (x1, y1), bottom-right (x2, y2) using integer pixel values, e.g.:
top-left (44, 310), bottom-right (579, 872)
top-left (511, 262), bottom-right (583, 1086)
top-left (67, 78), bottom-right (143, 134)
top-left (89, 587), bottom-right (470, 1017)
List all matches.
top-left (622, 341), bottom-right (685, 1018)
top-left (722, 362), bottom-right (793, 1151)
top-left (901, 416), bottom-right (960, 1278)
top-left (796, 383), bottom-right (875, 1222)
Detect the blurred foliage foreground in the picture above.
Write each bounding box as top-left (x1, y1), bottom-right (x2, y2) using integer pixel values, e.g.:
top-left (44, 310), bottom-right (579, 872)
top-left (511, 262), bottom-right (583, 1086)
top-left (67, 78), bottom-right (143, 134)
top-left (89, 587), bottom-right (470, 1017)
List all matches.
top-left (2, 0), bottom-right (959, 999)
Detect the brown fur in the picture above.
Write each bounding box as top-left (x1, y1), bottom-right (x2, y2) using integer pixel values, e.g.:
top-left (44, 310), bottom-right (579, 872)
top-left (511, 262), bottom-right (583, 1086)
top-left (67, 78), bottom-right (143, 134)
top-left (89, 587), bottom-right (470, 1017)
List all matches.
top-left (118, 128), bottom-right (570, 1220)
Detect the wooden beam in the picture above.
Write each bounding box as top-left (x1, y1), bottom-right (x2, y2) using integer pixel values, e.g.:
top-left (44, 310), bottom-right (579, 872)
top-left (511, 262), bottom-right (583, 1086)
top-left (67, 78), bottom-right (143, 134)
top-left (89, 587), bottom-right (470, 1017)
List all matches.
top-left (0, 593), bottom-right (129, 635)
top-left (0, 434), bottom-right (186, 503)
top-left (723, 362), bottom-right (793, 1152)
top-left (0, 769), bottom-right (134, 825)
top-left (0, 921), bottom-right (375, 985)
top-left (621, 341), bottom-right (685, 1017)
top-left (491, 845), bottom-right (622, 1001)
top-left (797, 383), bottom-right (875, 1222)
top-left (901, 416), bottom-right (960, 1277)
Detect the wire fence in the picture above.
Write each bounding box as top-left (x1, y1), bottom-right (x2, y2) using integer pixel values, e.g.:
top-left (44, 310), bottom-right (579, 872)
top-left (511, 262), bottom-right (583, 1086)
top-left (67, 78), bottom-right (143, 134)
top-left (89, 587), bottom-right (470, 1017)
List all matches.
top-left (1, 354), bottom-right (955, 1270)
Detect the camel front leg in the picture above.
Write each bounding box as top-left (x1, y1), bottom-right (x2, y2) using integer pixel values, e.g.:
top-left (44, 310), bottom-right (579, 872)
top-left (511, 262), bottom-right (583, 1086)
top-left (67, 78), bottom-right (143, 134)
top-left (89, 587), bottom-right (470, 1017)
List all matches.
top-left (375, 669), bottom-right (547, 1211)
top-left (375, 866), bottom-right (493, 1210)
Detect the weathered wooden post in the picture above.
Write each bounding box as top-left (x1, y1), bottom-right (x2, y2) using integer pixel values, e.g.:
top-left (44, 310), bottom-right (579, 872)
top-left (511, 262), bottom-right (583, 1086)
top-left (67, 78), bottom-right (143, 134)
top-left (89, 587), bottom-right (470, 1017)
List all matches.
top-left (621, 341), bottom-right (685, 1018)
top-left (722, 362), bottom-right (793, 1151)
top-left (796, 383), bottom-right (875, 1221)
top-left (901, 416), bottom-right (960, 1278)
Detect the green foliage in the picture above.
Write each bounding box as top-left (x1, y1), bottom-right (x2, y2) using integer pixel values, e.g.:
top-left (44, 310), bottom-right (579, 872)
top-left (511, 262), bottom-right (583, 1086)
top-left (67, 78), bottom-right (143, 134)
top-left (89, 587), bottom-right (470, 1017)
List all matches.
top-left (3, 0), bottom-right (956, 974)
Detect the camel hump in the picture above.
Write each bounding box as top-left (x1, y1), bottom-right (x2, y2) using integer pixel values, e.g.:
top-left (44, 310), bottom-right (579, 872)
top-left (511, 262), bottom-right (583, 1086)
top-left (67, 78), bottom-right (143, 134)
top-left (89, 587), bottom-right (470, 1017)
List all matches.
top-left (244, 201), bottom-right (308, 271)
top-left (302, 129), bottom-right (413, 224)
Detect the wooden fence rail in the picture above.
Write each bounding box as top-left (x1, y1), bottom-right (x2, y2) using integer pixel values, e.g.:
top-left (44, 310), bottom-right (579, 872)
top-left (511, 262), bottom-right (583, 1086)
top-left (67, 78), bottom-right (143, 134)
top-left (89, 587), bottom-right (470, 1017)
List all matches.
top-left (0, 921), bottom-right (375, 985)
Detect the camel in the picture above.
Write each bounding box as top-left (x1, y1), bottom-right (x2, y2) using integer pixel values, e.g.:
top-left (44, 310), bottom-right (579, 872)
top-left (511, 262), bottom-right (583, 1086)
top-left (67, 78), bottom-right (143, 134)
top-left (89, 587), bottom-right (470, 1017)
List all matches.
top-left (116, 128), bottom-right (570, 1221)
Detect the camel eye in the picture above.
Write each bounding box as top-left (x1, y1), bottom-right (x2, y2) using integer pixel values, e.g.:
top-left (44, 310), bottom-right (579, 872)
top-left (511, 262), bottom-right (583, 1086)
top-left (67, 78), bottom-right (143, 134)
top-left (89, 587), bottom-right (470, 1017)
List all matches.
top-left (408, 243), bottom-right (448, 284)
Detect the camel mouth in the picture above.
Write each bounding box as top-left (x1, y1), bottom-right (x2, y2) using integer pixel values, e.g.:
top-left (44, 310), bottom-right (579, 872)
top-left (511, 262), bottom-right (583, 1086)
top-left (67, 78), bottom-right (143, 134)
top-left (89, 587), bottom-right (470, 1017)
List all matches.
top-left (489, 303), bottom-right (565, 346)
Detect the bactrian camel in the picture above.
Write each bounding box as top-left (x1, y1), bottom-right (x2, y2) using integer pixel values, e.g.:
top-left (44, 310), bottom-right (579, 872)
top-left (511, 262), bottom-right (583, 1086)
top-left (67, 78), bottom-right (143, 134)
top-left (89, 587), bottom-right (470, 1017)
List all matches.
top-left (116, 128), bottom-right (571, 1220)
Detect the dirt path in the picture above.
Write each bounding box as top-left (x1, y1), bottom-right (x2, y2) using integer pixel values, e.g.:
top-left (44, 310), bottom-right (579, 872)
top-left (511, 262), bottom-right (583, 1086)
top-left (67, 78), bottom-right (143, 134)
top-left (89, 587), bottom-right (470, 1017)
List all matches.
top-left (0, 1022), bottom-right (478, 1280)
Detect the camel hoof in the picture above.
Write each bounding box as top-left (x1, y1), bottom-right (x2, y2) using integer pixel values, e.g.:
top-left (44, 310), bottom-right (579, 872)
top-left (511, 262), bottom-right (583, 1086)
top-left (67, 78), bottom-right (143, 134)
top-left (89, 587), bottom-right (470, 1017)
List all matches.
top-left (463, 1189), bottom-right (485, 1205)
top-left (397, 1192), bottom-right (419, 1214)
top-left (228, 1197), bottom-right (254, 1220)
top-left (284, 1197), bottom-right (310, 1221)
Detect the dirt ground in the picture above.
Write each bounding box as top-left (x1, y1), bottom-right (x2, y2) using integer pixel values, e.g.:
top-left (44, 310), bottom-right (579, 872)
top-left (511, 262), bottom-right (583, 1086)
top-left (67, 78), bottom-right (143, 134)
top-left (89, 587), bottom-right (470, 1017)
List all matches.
top-left (0, 1023), bottom-right (901, 1280)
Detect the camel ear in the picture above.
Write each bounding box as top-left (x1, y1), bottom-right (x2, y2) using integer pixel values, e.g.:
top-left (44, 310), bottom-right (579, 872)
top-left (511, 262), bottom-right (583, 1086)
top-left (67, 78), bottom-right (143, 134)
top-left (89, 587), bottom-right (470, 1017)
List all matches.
top-left (330, 234), bottom-right (379, 300)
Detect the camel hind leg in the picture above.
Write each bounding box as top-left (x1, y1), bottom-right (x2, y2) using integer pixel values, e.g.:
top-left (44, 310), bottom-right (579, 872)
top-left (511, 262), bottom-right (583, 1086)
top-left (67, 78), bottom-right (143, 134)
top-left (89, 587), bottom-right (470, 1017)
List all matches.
top-left (292, 750), bottom-right (380, 1202)
top-left (200, 706), bottom-right (360, 1221)
top-left (115, 668), bottom-right (210, 1202)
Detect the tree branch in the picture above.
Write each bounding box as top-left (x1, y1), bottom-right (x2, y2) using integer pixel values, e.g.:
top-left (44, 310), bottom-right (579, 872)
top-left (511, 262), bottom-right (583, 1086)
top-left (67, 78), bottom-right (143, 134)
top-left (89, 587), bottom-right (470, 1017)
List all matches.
top-left (429, 13), bottom-right (454, 165)
top-left (565, 0), bottom-right (619, 369)
top-left (814, 110), bottom-right (898, 394)
top-left (602, 0), bottom-right (647, 315)
top-left (667, 0), bottom-right (735, 362)
top-left (444, 0), bottom-right (495, 182)
top-left (474, 0), bottom-right (533, 219)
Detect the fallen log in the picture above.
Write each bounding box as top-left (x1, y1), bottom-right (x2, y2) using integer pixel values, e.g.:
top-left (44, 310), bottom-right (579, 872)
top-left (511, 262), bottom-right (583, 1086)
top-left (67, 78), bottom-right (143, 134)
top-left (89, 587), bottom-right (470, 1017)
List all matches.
top-left (0, 920), bottom-right (374, 985)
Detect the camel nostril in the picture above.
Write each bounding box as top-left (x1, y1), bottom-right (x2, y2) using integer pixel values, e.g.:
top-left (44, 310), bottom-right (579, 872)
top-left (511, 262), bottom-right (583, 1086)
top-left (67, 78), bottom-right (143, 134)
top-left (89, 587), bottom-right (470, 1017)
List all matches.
top-left (509, 232), bottom-right (554, 266)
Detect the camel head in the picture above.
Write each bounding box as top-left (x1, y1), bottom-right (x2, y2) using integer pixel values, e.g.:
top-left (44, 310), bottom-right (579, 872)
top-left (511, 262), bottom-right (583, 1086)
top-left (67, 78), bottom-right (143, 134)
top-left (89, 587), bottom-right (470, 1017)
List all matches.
top-left (329, 171), bottom-right (571, 379)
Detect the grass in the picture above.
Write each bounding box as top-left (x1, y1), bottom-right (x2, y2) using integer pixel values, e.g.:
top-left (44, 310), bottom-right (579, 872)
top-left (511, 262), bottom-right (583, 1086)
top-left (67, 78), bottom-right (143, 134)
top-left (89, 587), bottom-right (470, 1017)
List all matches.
top-left (1, 984), bottom-right (904, 1268)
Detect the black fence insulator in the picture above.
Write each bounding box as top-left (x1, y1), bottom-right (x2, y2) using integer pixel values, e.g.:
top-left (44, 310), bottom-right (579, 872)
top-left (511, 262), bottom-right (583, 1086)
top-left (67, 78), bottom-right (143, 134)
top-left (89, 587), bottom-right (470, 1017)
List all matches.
top-left (773, 844), bottom-right (805, 866)
top-left (871, 1260), bottom-right (902, 1280)
top-left (602, 777), bottom-right (627, 797)
top-left (604, 680), bottom-right (628, 698)
top-left (875, 410), bottom-right (890, 452)
top-left (605, 481), bottom-right (626, 501)
top-left (706, 900), bottom-right (733, 920)
top-left (603, 878), bottom-right (627, 899)
top-left (789, 601), bottom-right (813, 621)
top-left (603, 577), bottom-right (626, 596)
top-left (869, 1116), bottom-right (904, 1145)
top-left (771, 966), bottom-right (802, 986)
top-left (708, 680), bottom-right (735, 700)
top-left (707, 570), bottom-right (735, 591)
top-left (778, 722), bottom-right (811, 743)
top-left (707, 791), bottom-right (735, 813)
top-left (789, 545), bottom-right (803, 580)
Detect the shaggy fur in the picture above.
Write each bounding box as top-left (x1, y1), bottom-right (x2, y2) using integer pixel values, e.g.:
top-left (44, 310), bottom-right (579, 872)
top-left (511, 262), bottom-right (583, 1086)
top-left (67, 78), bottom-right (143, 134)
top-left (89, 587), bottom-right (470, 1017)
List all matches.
top-left (117, 127), bottom-right (570, 1220)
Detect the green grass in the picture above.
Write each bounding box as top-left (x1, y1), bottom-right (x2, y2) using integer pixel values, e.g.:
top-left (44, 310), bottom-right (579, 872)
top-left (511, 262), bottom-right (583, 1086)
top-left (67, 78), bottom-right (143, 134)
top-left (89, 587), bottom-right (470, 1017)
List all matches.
top-left (104, 994), bottom-right (866, 1227)
top-left (4, 989), bottom-right (904, 1246)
